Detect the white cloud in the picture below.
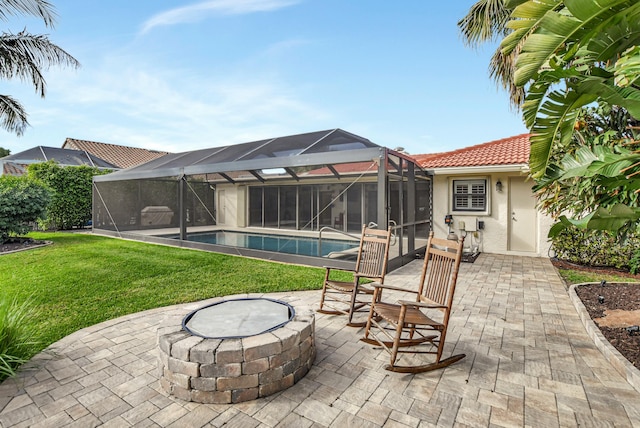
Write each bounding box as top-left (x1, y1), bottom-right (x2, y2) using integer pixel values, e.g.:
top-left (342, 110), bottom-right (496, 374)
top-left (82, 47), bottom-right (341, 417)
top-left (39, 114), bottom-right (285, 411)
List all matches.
top-left (140, 0), bottom-right (300, 34)
top-left (41, 60), bottom-right (329, 153)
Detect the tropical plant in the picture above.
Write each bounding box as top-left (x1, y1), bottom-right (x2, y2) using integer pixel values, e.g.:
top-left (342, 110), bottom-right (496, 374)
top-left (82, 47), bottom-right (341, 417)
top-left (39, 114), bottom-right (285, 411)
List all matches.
top-left (502, 0), bottom-right (640, 178)
top-left (0, 147), bottom-right (9, 157)
top-left (0, 0), bottom-right (79, 136)
top-left (496, 0), bottom-right (640, 232)
top-left (27, 161), bottom-right (110, 230)
top-left (0, 175), bottom-right (51, 242)
top-left (0, 296), bottom-right (39, 381)
top-left (535, 106), bottom-right (640, 234)
top-left (458, 0), bottom-right (525, 107)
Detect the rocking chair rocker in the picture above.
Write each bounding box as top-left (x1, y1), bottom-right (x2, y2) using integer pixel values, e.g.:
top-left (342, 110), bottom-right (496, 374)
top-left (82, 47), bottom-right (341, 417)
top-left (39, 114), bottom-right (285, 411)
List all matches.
top-left (318, 224), bottom-right (392, 327)
top-left (361, 231), bottom-right (465, 373)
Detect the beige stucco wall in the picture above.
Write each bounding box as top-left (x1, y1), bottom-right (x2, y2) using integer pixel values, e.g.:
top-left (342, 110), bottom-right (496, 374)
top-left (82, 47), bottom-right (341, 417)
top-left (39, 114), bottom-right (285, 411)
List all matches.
top-left (430, 170), bottom-right (553, 258)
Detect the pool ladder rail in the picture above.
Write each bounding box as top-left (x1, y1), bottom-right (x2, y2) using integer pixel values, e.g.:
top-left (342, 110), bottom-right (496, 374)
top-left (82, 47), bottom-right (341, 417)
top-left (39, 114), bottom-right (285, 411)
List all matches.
top-left (318, 222), bottom-right (397, 258)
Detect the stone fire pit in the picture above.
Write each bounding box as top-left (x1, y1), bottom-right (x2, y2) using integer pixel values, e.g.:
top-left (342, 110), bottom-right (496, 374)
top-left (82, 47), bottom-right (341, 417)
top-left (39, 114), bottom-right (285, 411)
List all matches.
top-left (157, 295), bottom-right (315, 404)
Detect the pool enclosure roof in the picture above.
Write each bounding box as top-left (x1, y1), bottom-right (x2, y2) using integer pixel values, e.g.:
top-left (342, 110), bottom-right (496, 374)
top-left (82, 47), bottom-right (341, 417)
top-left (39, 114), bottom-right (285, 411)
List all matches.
top-left (95, 129), bottom-right (418, 183)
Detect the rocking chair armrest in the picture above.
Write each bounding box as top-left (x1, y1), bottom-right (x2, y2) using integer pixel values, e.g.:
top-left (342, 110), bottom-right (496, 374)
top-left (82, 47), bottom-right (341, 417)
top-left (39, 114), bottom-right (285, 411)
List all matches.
top-left (369, 283), bottom-right (418, 294)
top-left (323, 266), bottom-right (355, 273)
top-left (397, 300), bottom-right (447, 309)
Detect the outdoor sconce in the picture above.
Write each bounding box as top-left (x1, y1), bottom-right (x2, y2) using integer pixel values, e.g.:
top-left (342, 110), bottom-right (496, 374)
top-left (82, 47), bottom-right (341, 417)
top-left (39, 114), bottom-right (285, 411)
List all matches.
top-left (495, 179), bottom-right (503, 193)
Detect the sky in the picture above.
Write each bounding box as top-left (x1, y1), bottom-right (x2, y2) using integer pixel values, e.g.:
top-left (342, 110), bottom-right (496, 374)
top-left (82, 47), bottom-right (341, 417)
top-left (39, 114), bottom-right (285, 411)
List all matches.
top-left (1, 0), bottom-right (528, 157)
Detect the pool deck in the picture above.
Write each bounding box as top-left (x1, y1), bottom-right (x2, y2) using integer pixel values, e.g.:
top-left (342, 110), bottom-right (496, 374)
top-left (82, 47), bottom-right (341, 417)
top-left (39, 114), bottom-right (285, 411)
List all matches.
top-left (1, 254), bottom-right (640, 427)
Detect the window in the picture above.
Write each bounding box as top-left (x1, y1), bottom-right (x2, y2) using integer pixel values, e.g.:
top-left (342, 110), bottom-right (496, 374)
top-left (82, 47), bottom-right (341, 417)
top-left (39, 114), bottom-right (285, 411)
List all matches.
top-left (453, 179), bottom-right (486, 212)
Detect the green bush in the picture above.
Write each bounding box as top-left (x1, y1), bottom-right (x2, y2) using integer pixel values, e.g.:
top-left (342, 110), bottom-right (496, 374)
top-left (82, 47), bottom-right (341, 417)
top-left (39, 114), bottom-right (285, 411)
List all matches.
top-left (27, 161), bottom-right (110, 230)
top-left (630, 249), bottom-right (640, 275)
top-left (0, 176), bottom-right (51, 242)
top-left (0, 297), bottom-right (39, 381)
top-left (552, 227), bottom-right (640, 270)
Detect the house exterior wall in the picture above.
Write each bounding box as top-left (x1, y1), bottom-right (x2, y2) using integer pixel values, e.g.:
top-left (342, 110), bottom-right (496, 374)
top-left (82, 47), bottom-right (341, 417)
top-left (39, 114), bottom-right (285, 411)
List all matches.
top-left (430, 171), bottom-right (553, 258)
top-left (216, 183), bottom-right (241, 228)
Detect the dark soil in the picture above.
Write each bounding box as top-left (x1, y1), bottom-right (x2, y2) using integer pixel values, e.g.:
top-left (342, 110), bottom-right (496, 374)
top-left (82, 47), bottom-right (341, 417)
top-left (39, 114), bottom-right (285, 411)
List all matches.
top-left (547, 259), bottom-right (640, 371)
top-left (575, 282), bottom-right (640, 370)
top-left (0, 237), bottom-right (47, 253)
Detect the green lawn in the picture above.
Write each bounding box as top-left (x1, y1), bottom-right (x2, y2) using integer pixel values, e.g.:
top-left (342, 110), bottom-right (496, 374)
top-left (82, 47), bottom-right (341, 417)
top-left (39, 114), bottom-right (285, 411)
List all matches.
top-left (1, 232), bottom-right (335, 360)
top-left (556, 267), bottom-right (635, 285)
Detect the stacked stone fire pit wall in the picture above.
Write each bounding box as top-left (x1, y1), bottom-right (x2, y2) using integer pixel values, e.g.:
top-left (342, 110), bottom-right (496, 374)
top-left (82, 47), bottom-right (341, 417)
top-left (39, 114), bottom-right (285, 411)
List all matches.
top-left (157, 297), bottom-right (315, 404)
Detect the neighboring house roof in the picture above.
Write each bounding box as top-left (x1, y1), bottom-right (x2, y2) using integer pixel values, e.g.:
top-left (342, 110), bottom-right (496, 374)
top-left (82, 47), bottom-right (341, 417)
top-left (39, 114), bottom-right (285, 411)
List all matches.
top-left (62, 138), bottom-right (169, 169)
top-left (414, 134), bottom-right (530, 169)
top-left (0, 146), bottom-right (118, 176)
top-left (2, 161), bottom-right (26, 176)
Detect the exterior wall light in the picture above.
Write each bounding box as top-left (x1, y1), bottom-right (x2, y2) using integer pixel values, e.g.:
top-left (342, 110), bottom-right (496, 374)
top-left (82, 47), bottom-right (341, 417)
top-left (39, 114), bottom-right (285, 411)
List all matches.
top-left (495, 179), bottom-right (503, 193)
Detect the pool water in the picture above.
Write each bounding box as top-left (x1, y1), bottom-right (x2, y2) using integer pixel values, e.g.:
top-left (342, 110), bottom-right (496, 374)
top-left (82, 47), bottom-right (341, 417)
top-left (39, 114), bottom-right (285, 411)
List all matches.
top-left (177, 230), bottom-right (358, 257)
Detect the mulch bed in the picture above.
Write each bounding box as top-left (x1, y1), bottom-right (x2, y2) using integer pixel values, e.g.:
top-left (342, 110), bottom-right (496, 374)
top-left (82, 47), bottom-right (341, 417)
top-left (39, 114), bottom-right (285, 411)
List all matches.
top-left (0, 237), bottom-right (48, 254)
top-left (551, 259), bottom-right (640, 371)
top-left (574, 282), bottom-right (640, 370)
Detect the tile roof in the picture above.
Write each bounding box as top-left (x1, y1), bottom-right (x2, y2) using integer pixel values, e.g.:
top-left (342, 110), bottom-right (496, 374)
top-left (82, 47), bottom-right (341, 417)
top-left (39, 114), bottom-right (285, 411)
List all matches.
top-left (415, 134), bottom-right (530, 169)
top-left (62, 138), bottom-right (169, 169)
top-left (2, 161), bottom-right (26, 176)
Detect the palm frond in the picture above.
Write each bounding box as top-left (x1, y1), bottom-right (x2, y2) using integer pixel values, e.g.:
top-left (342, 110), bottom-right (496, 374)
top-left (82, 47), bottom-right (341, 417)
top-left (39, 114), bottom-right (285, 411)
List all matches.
top-left (0, 94), bottom-right (28, 135)
top-left (0, 0), bottom-right (56, 27)
top-left (488, 41), bottom-right (525, 107)
top-left (0, 31), bottom-right (80, 97)
top-left (458, 0), bottom-right (511, 46)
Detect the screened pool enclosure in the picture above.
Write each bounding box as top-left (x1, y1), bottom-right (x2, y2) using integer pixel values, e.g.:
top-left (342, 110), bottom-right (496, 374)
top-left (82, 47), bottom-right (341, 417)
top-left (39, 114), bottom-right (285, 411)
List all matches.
top-left (92, 129), bottom-right (432, 270)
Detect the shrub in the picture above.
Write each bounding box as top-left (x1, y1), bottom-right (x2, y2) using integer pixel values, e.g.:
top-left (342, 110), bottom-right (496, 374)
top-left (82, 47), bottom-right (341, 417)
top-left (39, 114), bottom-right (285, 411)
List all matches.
top-left (27, 161), bottom-right (110, 230)
top-left (0, 297), bottom-right (39, 381)
top-left (630, 249), bottom-right (640, 275)
top-left (552, 227), bottom-right (640, 270)
top-left (0, 176), bottom-right (51, 242)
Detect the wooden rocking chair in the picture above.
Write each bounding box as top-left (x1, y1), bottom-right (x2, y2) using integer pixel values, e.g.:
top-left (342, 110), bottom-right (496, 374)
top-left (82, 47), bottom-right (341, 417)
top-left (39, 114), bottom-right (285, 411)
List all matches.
top-left (361, 231), bottom-right (465, 373)
top-left (318, 224), bottom-right (392, 327)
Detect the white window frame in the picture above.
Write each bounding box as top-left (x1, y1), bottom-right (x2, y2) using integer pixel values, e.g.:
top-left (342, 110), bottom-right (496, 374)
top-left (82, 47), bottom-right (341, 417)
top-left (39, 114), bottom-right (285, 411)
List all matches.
top-left (449, 177), bottom-right (490, 215)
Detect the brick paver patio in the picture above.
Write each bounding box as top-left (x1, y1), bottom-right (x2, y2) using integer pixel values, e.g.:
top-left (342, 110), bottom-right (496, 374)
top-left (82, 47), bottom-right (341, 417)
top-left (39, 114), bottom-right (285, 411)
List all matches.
top-left (1, 254), bottom-right (640, 427)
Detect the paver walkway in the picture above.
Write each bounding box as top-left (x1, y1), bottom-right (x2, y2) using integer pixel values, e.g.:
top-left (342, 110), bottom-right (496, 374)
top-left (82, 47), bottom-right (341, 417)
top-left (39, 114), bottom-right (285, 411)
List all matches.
top-left (1, 254), bottom-right (640, 427)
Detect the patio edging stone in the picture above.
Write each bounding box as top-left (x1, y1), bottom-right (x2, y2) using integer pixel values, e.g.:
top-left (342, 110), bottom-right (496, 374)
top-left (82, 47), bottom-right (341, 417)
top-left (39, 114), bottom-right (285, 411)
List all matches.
top-left (569, 282), bottom-right (640, 394)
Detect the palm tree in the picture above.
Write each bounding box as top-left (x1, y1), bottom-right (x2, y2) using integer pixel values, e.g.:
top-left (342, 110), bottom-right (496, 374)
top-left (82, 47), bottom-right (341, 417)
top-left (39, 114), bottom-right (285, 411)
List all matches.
top-left (500, 0), bottom-right (640, 231)
top-left (0, 0), bottom-right (79, 136)
top-left (457, 0), bottom-right (525, 107)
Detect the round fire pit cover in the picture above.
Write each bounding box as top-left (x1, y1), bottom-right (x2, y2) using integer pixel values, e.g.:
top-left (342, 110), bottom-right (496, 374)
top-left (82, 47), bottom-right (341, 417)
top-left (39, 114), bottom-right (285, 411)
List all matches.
top-left (182, 297), bottom-right (295, 339)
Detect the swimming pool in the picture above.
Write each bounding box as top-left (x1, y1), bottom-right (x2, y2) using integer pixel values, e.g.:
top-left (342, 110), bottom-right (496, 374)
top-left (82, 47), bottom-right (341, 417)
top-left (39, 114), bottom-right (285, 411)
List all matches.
top-left (173, 230), bottom-right (358, 257)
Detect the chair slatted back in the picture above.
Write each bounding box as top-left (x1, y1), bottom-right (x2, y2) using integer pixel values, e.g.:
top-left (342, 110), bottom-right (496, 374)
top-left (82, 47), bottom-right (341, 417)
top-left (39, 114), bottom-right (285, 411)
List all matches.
top-left (354, 225), bottom-right (393, 281)
top-left (418, 232), bottom-right (464, 309)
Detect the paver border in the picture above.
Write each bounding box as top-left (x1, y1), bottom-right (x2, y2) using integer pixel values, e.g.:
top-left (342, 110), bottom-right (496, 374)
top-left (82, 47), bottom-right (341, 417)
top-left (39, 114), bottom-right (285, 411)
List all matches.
top-left (0, 240), bottom-right (52, 255)
top-left (569, 282), bottom-right (640, 394)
